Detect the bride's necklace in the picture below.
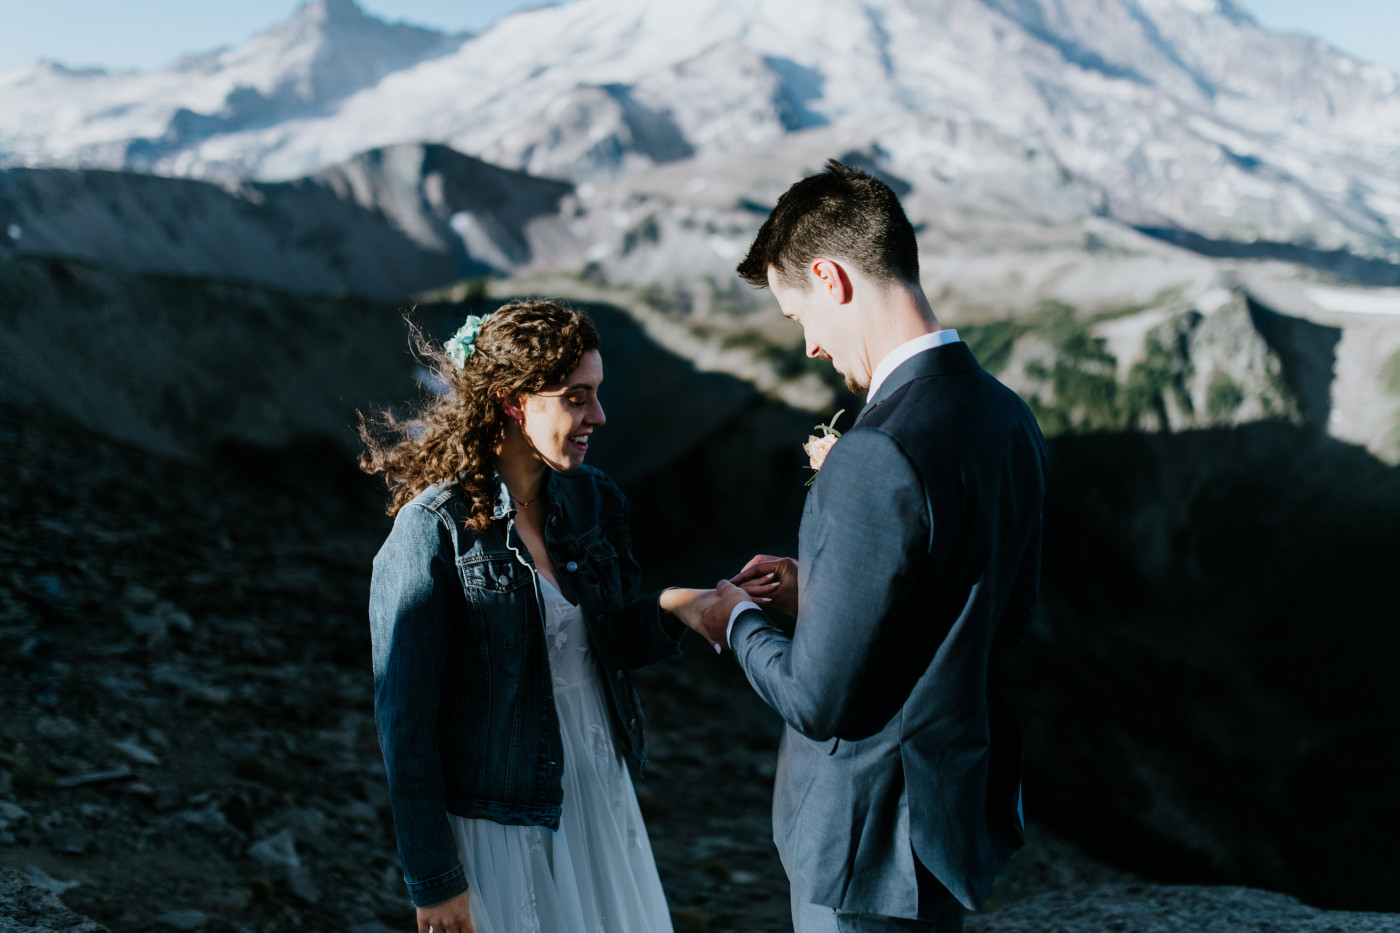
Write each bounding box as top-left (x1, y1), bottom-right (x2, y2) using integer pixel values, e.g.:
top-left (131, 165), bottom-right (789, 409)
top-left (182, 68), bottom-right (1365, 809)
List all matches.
top-left (507, 486), bottom-right (540, 511)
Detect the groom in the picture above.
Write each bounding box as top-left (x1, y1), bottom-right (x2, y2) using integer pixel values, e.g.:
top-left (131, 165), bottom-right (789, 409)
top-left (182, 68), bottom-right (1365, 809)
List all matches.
top-left (698, 160), bottom-right (1047, 933)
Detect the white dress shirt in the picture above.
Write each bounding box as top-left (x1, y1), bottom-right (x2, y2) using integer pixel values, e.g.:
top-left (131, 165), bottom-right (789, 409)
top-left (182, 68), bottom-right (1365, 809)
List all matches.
top-left (723, 329), bottom-right (963, 645)
top-left (865, 328), bottom-right (961, 401)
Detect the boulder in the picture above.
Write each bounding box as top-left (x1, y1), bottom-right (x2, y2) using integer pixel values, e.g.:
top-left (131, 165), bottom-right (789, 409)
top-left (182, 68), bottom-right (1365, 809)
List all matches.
top-left (0, 868), bottom-right (107, 932)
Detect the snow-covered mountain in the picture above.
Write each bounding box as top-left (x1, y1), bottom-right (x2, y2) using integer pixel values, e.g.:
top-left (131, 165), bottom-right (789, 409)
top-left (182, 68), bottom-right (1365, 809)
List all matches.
top-left (2, 0), bottom-right (1398, 267)
top-left (0, 0), bottom-right (457, 174)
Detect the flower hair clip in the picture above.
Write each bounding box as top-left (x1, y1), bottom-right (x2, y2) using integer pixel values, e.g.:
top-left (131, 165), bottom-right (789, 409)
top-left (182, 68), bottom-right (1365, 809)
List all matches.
top-left (444, 313), bottom-right (493, 369)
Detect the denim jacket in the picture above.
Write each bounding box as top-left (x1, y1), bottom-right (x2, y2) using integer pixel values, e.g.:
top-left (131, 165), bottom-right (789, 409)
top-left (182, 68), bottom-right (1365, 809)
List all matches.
top-left (369, 466), bottom-right (684, 908)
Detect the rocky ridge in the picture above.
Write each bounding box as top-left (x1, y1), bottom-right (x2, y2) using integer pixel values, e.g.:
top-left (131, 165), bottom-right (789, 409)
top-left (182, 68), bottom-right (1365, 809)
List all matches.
top-left (0, 144), bottom-right (573, 300)
top-left (970, 280), bottom-right (1400, 463)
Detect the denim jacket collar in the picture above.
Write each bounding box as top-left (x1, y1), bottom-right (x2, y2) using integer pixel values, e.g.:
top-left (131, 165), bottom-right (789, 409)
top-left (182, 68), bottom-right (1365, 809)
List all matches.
top-left (490, 473), bottom-right (513, 521)
top-left (489, 469), bottom-right (567, 524)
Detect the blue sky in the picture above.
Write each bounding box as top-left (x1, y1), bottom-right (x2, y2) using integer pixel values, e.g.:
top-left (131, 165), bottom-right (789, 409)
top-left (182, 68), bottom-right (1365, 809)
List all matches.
top-left (0, 0), bottom-right (1396, 74)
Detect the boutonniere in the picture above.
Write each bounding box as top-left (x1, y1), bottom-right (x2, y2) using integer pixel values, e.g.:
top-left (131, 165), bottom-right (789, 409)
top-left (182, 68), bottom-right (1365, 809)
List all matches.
top-left (803, 409), bottom-right (845, 486)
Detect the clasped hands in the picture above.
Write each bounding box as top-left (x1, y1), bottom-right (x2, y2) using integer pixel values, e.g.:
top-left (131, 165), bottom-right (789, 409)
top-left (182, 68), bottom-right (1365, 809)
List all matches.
top-left (660, 554), bottom-right (799, 652)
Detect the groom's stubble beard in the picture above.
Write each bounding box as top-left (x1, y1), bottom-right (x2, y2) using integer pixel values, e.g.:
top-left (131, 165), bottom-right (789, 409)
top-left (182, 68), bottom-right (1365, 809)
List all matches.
top-left (845, 372), bottom-right (868, 394)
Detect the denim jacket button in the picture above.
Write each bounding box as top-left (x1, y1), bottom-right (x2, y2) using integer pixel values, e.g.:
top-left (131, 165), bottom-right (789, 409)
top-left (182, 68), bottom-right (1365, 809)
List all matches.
top-left (565, 561), bottom-right (579, 572)
top-left (496, 573), bottom-right (509, 587)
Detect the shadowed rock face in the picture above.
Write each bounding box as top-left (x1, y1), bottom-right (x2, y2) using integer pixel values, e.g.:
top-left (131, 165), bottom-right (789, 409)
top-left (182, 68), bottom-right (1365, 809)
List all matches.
top-left (303, 144), bottom-right (576, 275)
top-left (1009, 424), bottom-right (1400, 911)
top-left (0, 256), bottom-right (419, 461)
top-left (0, 145), bottom-right (573, 300)
top-left (1136, 227), bottom-right (1400, 288)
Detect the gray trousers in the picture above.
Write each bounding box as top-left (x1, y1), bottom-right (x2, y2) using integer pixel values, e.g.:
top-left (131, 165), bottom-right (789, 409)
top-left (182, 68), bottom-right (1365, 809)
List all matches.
top-left (791, 889), bottom-right (964, 933)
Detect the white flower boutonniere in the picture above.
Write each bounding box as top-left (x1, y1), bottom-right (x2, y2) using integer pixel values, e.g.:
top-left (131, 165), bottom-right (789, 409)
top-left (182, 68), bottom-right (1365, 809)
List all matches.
top-left (803, 409), bottom-right (845, 486)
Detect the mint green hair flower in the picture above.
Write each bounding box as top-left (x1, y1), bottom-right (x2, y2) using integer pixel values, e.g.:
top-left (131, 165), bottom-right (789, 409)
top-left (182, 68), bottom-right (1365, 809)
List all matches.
top-left (444, 313), bottom-right (493, 369)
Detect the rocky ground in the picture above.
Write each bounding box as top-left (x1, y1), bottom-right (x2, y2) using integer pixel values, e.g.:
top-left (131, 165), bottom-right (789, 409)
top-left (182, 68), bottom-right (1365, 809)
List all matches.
top-left (0, 396), bottom-right (799, 933)
top-left (4, 399), bottom-right (1400, 933)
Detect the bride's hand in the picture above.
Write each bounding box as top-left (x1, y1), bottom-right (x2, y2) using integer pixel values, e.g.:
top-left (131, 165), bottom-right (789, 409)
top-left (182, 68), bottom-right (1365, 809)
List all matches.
top-left (660, 587), bottom-right (725, 648)
top-left (662, 577), bottom-right (776, 651)
top-left (417, 890), bottom-right (474, 933)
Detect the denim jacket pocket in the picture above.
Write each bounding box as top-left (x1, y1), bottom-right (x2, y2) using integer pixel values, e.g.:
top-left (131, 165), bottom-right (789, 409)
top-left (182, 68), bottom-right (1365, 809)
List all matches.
top-left (459, 555), bottom-right (535, 647)
top-left (579, 531), bottom-right (622, 607)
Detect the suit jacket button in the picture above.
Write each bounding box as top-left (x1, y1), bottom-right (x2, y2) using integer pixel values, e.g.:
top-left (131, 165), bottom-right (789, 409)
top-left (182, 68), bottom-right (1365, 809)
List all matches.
top-left (565, 560), bottom-right (579, 572)
top-left (629, 718), bottom-right (638, 730)
top-left (614, 671), bottom-right (624, 681)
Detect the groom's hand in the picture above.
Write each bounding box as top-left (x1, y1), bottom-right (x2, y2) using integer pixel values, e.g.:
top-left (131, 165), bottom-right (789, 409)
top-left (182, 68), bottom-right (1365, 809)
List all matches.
top-left (732, 555), bottom-right (799, 616)
top-left (701, 579), bottom-right (756, 651)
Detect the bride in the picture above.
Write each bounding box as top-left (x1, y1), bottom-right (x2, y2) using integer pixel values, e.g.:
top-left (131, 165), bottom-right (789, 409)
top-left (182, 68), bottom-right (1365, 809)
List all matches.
top-left (359, 299), bottom-right (773, 933)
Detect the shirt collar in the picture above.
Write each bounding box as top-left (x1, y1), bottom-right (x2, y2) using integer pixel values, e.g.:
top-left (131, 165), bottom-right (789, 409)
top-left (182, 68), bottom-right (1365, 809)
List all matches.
top-left (866, 329), bottom-right (961, 401)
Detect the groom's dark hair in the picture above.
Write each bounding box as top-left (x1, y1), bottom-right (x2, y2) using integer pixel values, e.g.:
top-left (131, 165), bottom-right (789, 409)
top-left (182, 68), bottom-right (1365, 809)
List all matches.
top-left (737, 159), bottom-right (919, 290)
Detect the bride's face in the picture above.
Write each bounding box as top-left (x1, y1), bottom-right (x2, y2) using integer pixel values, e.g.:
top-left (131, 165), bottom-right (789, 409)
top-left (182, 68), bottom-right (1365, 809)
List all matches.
top-left (517, 350), bottom-right (606, 473)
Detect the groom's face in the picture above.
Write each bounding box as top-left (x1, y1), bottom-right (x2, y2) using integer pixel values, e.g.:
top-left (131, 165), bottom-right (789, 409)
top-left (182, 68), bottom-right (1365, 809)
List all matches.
top-left (767, 264), bottom-right (867, 393)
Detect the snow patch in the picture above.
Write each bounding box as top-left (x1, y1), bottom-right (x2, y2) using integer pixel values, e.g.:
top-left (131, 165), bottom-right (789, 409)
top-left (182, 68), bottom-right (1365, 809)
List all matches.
top-left (1306, 287), bottom-right (1400, 316)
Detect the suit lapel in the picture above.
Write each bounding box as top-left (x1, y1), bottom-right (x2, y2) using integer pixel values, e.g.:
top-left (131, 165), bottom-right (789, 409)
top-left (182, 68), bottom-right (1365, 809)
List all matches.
top-left (854, 341), bottom-right (979, 425)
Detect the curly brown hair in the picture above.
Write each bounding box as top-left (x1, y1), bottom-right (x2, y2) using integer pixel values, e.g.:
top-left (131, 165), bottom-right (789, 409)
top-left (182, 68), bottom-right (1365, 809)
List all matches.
top-left (358, 299), bottom-right (600, 531)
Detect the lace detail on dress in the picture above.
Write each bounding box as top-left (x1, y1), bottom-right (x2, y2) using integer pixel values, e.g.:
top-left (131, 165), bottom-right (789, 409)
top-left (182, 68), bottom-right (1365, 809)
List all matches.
top-left (518, 888), bottom-right (540, 933)
top-left (590, 722), bottom-right (624, 818)
top-left (551, 623), bottom-right (569, 686)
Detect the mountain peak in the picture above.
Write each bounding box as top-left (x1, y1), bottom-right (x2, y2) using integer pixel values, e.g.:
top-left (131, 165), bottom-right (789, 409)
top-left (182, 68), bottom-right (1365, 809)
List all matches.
top-left (1142, 0), bottom-right (1220, 13)
top-left (209, 0), bottom-right (456, 109)
top-left (294, 0), bottom-right (372, 26)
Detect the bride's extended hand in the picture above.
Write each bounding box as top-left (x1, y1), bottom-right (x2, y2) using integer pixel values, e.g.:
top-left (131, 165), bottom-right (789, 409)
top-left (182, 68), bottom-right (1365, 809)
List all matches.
top-left (660, 587), bottom-right (721, 647)
top-left (662, 576), bottom-right (777, 651)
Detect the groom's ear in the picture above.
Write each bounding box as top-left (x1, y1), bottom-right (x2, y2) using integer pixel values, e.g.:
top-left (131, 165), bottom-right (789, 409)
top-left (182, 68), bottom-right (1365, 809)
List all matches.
top-left (812, 258), bottom-right (854, 305)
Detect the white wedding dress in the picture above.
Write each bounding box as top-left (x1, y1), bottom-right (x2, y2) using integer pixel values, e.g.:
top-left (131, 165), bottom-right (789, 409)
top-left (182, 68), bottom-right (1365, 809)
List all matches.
top-left (448, 575), bottom-right (674, 933)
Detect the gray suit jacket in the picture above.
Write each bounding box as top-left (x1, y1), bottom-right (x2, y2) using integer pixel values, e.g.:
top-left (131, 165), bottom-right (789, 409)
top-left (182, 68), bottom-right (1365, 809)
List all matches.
top-left (731, 341), bottom-right (1047, 918)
